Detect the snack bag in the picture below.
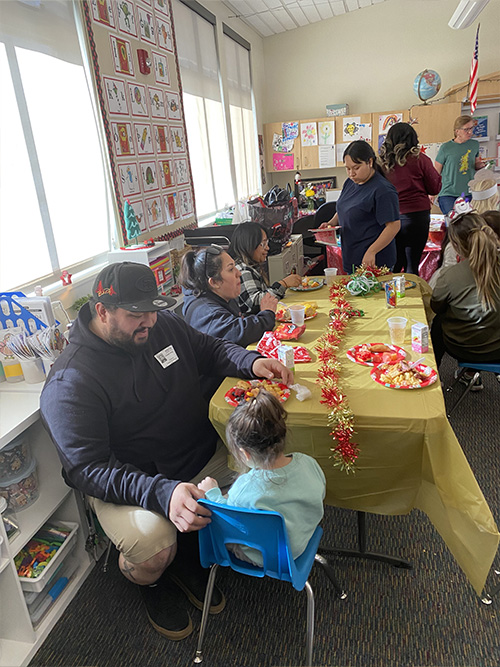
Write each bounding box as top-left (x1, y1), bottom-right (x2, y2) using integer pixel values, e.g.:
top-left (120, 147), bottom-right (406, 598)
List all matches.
top-left (274, 323), bottom-right (306, 340)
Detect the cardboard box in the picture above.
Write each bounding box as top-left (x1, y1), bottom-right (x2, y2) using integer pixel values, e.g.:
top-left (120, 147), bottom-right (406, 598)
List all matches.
top-left (411, 322), bottom-right (429, 353)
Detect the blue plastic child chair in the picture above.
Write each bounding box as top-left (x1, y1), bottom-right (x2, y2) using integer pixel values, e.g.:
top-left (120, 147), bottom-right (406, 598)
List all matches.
top-left (446, 361), bottom-right (500, 417)
top-left (193, 499), bottom-right (346, 666)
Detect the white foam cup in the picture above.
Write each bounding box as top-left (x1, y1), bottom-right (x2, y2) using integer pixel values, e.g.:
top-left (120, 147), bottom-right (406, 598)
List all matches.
top-left (324, 268), bottom-right (338, 285)
top-left (288, 304), bottom-right (306, 326)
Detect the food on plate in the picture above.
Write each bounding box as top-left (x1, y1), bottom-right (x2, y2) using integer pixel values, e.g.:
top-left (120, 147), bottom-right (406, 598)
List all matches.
top-left (225, 379), bottom-right (290, 406)
top-left (276, 301), bottom-right (317, 321)
top-left (302, 277), bottom-right (321, 289)
top-left (354, 343), bottom-right (402, 364)
top-left (378, 360), bottom-right (430, 387)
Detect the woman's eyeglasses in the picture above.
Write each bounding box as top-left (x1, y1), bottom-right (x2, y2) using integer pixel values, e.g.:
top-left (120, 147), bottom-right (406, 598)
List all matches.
top-left (204, 244), bottom-right (222, 276)
top-left (259, 238), bottom-right (269, 248)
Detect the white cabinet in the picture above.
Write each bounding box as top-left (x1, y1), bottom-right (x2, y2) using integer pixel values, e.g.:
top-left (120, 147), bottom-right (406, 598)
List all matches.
top-left (267, 235), bottom-right (304, 285)
top-left (0, 382), bottom-right (94, 667)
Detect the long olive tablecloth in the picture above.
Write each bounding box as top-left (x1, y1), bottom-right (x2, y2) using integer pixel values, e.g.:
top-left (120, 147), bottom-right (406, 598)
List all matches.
top-left (209, 274), bottom-right (499, 595)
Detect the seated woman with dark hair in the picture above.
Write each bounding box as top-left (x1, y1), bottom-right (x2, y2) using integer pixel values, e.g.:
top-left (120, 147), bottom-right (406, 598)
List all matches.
top-left (430, 201), bottom-right (500, 389)
top-left (180, 244), bottom-right (277, 348)
top-left (229, 221), bottom-right (302, 315)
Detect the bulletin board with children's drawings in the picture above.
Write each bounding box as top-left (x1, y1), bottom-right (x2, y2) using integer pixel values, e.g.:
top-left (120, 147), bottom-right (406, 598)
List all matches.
top-left (80, 0), bottom-right (196, 246)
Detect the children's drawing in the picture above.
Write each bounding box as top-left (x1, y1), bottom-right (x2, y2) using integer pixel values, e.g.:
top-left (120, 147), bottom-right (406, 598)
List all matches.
top-left (128, 199), bottom-right (147, 232)
top-left (318, 145), bottom-right (336, 168)
top-left (154, 0), bottom-right (170, 18)
top-left (145, 195), bottom-right (164, 229)
top-left (148, 86), bottom-right (166, 118)
top-left (110, 36), bottom-right (134, 76)
top-left (154, 124), bottom-right (171, 154)
top-left (103, 77), bottom-right (128, 115)
top-left (282, 122), bottom-right (299, 141)
top-left (272, 153), bottom-right (294, 171)
top-left (139, 160), bottom-right (159, 192)
top-left (282, 139), bottom-right (294, 152)
top-left (128, 83), bottom-right (149, 117)
top-left (379, 113), bottom-right (402, 135)
top-left (116, 0), bottom-right (137, 36)
top-left (301, 123), bottom-right (317, 147)
top-left (137, 5), bottom-right (156, 44)
top-left (159, 160), bottom-right (174, 188)
top-left (91, 0), bottom-right (115, 27)
top-left (179, 189), bottom-right (194, 217)
top-left (272, 133), bottom-right (284, 152)
top-left (111, 122), bottom-right (135, 155)
top-left (134, 123), bottom-right (154, 155)
top-left (174, 158), bottom-right (189, 185)
top-left (156, 17), bottom-right (173, 52)
top-left (152, 52), bottom-right (170, 86)
top-left (118, 163), bottom-right (141, 196)
top-left (165, 92), bottom-right (181, 120)
top-left (170, 125), bottom-right (185, 153)
top-left (318, 121), bottom-right (335, 146)
top-left (420, 142), bottom-right (442, 163)
top-left (358, 123), bottom-right (372, 142)
top-left (165, 192), bottom-right (179, 224)
top-left (342, 117), bottom-right (361, 141)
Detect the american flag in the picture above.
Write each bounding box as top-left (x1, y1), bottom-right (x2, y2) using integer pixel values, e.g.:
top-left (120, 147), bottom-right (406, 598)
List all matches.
top-left (469, 24), bottom-right (480, 115)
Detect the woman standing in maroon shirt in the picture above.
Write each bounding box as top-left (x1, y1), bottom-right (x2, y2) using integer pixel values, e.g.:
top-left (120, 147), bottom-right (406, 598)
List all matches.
top-left (380, 123), bottom-right (442, 275)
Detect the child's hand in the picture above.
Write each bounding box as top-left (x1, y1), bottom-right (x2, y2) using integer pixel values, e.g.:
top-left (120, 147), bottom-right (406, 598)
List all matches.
top-left (197, 476), bottom-right (219, 493)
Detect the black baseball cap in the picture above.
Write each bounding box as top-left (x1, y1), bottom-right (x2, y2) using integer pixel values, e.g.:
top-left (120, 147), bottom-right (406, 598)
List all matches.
top-left (92, 262), bottom-right (175, 311)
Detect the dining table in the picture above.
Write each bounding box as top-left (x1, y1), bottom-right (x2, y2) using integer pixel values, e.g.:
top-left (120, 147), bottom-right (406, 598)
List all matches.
top-left (208, 274), bottom-right (500, 596)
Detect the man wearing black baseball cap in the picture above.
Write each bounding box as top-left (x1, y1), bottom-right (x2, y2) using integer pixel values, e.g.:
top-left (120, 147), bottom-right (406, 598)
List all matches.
top-left (41, 261), bottom-right (292, 640)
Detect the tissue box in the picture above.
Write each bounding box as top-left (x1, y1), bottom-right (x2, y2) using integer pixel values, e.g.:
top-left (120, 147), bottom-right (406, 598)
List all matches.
top-left (411, 322), bottom-right (429, 353)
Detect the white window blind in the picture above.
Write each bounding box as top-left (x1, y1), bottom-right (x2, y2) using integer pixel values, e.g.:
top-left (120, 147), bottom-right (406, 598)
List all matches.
top-left (0, 0), bottom-right (111, 291)
top-left (172, 0), bottom-right (233, 221)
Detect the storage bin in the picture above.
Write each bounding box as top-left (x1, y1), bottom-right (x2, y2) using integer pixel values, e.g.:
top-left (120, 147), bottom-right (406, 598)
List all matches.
top-left (0, 458), bottom-right (39, 511)
top-left (0, 496), bottom-right (19, 541)
top-left (24, 543), bottom-right (77, 606)
top-left (27, 554), bottom-right (79, 627)
top-left (17, 521), bottom-right (79, 592)
top-left (0, 433), bottom-right (32, 482)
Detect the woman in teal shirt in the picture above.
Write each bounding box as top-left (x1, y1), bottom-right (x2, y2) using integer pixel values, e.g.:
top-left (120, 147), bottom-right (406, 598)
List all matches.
top-left (435, 115), bottom-right (482, 215)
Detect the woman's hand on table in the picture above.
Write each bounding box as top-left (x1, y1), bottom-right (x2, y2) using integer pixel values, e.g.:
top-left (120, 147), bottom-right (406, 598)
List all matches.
top-left (281, 273), bottom-right (302, 289)
top-left (252, 357), bottom-right (294, 385)
top-left (260, 293), bottom-right (278, 312)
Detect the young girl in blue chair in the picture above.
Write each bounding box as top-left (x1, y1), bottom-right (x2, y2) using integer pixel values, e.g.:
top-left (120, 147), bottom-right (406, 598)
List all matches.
top-left (197, 391), bottom-right (326, 565)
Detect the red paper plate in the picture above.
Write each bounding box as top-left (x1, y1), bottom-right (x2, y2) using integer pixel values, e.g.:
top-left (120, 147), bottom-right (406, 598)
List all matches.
top-left (224, 380), bottom-right (291, 406)
top-left (370, 363), bottom-right (438, 389)
top-left (276, 309), bottom-right (317, 323)
top-left (346, 343), bottom-right (406, 367)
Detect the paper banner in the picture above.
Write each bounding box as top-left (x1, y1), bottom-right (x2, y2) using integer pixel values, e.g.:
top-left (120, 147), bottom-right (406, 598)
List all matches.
top-left (342, 117), bottom-right (361, 141)
top-left (319, 145), bottom-right (336, 168)
top-left (319, 121), bottom-right (335, 146)
top-left (301, 122), bottom-right (317, 147)
top-left (379, 113), bottom-right (402, 135)
top-left (273, 153), bottom-right (294, 171)
top-left (283, 121), bottom-right (299, 141)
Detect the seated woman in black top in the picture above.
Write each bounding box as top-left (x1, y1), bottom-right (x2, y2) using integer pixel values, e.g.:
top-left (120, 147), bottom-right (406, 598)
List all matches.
top-left (180, 244), bottom-right (277, 348)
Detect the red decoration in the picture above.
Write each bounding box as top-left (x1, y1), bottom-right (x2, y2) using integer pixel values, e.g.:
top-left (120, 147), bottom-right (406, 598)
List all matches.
top-left (315, 282), bottom-right (361, 473)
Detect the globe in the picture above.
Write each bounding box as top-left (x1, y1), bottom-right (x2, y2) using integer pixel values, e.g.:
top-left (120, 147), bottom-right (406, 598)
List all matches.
top-left (413, 69), bottom-right (441, 103)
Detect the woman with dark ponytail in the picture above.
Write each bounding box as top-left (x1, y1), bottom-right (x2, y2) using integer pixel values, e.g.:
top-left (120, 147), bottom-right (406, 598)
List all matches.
top-left (179, 244), bottom-right (277, 348)
top-left (320, 140), bottom-right (400, 272)
top-left (380, 123), bottom-right (441, 275)
top-left (431, 200), bottom-right (500, 388)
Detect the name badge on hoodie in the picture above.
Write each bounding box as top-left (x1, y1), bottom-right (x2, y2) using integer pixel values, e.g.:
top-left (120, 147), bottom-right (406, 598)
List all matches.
top-left (155, 345), bottom-right (179, 368)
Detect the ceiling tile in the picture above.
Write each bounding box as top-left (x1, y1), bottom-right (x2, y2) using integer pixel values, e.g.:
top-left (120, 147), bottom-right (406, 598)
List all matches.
top-left (330, 1), bottom-right (347, 15)
top-left (286, 4), bottom-right (310, 26)
top-left (316, 1), bottom-right (334, 19)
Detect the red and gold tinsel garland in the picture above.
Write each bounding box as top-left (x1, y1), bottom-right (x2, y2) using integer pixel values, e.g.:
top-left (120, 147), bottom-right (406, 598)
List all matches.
top-left (315, 281), bottom-right (360, 473)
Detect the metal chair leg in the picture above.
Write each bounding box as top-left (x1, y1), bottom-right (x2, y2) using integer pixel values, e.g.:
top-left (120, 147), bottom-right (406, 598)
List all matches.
top-left (102, 539), bottom-right (113, 573)
top-left (304, 581), bottom-right (315, 667)
top-left (194, 564), bottom-right (219, 664)
top-left (447, 370), bottom-right (480, 418)
top-left (314, 554), bottom-right (347, 599)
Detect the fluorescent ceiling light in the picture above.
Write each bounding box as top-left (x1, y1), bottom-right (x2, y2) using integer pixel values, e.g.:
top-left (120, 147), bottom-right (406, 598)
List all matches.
top-left (448, 0), bottom-right (491, 29)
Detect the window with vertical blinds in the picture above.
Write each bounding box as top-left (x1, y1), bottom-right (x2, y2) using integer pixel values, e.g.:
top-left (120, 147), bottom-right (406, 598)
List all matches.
top-left (223, 27), bottom-right (259, 201)
top-left (172, 0), bottom-right (233, 221)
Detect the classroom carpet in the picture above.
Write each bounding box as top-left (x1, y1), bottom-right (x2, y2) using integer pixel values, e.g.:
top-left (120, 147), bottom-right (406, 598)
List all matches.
top-left (29, 354), bottom-right (500, 667)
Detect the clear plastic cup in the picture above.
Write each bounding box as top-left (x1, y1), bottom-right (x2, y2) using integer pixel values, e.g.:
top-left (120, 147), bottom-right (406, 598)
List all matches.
top-left (387, 317), bottom-right (408, 345)
top-left (288, 304), bottom-right (305, 326)
top-left (324, 268), bottom-right (338, 285)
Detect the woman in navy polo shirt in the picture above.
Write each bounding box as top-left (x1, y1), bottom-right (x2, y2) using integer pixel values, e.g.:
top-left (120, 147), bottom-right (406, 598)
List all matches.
top-left (320, 141), bottom-right (400, 273)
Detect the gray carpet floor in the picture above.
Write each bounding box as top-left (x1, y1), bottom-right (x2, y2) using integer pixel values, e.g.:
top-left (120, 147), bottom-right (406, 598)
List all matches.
top-left (29, 354), bottom-right (500, 667)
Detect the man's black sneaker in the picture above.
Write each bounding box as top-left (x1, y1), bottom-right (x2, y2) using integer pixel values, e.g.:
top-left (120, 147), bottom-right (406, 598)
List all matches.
top-left (139, 575), bottom-right (193, 640)
top-left (455, 368), bottom-right (484, 391)
top-left (170, 531), bottom-right (226, 614)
